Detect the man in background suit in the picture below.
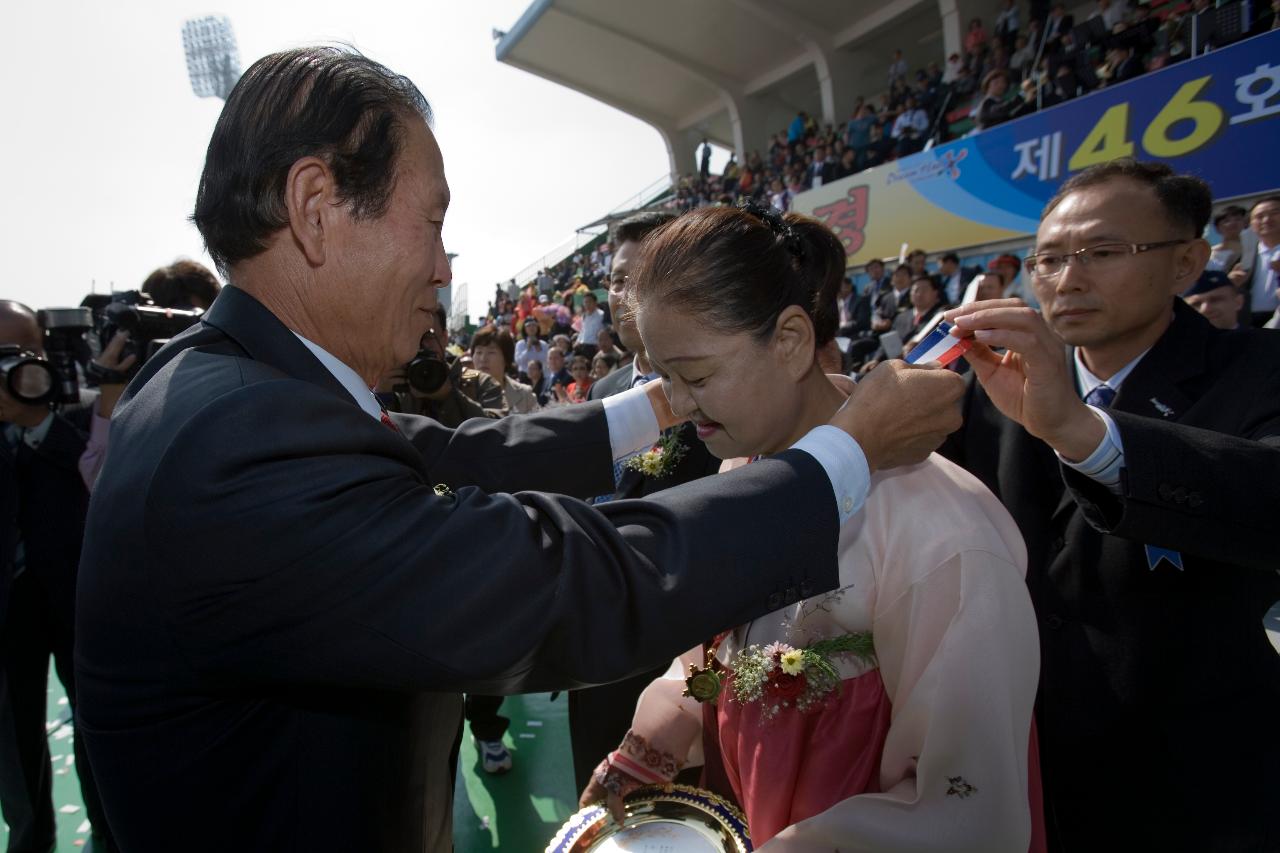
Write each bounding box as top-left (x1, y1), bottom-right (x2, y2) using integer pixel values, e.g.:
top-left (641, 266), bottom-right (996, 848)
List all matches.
top-left (944, 159), bottom-right (1280, 851)
top-left (1228, 195), bottom-right (1280, 327)
top-left (75, 47), bottom-right (964, 852)
top-left (576, 212), bottom-right (723, 792)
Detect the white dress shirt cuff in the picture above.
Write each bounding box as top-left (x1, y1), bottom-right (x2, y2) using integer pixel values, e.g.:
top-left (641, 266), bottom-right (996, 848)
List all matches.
top-left (1058, 406), bottom-right (1125, 493)
top-left (602, 385), bottom-right (661, 461)
top-left (790, 425), bottom-right (871, 525)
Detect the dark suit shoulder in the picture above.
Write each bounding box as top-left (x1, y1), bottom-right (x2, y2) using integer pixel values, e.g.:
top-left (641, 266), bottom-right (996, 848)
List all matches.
top-left (590, 366), bottom-right (633, 401)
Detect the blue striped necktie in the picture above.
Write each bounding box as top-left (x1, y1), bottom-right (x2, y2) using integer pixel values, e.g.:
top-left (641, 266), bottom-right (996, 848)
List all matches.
top-left (1084, 384), bottom-right (1116, 409)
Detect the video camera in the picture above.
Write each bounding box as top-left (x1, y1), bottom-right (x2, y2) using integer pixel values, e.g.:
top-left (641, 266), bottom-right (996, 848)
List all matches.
top-left (83, 290), bottom-right (204, 374)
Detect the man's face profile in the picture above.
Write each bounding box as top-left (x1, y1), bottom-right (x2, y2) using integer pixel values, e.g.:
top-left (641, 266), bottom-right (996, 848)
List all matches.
top-left (322, 119), bottom-right (453, 372)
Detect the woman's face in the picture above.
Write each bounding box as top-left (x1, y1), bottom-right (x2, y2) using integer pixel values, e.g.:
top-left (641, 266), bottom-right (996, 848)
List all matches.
top-left (526, 360), bottom-right (543, 382)
top-left (570, 360), bottom-right (591, 384)
top-left (471, 344), bottom-right (506, 381)
top-left (637, 302), bottom-right (805, 460)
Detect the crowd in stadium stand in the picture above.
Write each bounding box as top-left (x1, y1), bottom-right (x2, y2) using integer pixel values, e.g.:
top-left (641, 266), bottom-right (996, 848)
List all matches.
top-left (653, 0), bottom-right (1274, 216)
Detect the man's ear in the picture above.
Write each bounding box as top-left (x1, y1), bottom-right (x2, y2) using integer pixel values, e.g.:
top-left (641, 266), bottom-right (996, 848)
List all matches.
top-left (1171, 238), bottom-right (1212, 295)
top-left (284, 156), bottom-right (336, 268)
top-left (773, 305), bottom-right (817, 381)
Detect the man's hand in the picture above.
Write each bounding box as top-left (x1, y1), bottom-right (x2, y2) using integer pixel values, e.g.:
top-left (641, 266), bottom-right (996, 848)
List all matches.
top-left (93, 331), bottom-right (137, 419)
top-left (944, 299), bottom-right (1104, 462)
top-left (830, 361), bottom-right (964, 471)
top-left (645, 376), bottom-right (686, 431)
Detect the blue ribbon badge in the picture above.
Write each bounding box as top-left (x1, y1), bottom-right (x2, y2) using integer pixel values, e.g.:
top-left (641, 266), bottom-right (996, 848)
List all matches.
top-left (1145, 544), bottom-right (1184, 572)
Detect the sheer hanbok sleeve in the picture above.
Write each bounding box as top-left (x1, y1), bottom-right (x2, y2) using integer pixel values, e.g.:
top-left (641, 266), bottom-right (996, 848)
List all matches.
top-left (762, 549), bottom-right (1039, 852)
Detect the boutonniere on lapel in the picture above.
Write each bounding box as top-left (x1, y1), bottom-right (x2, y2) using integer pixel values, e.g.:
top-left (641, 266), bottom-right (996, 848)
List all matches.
top-left (624, 430), bottom-right (687, 479)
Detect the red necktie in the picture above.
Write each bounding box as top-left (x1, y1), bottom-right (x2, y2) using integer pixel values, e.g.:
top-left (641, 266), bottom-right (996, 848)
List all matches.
top-left (380, 409), bottom-right (400, 434)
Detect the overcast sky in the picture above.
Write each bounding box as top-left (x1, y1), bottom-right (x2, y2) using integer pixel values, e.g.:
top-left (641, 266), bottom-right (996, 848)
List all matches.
top-left (0, 0), bottom-right (677, 320)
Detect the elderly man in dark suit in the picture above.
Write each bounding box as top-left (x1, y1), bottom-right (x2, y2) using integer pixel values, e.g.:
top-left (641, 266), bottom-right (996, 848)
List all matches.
top-left (943, 159), bottom-right (1280, 852)
top-left (74, 47), bottom-right (964, 853)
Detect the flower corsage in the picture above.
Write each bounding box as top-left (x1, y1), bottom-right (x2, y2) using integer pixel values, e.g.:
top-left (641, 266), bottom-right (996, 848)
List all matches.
top-left (623, 430), bottom-right (687, 479)
top-left (728, 633), bottom-right (875, 720)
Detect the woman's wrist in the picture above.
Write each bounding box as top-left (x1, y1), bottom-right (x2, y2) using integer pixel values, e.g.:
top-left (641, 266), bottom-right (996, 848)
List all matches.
top-left (593, 730), bottom-right (684, 798)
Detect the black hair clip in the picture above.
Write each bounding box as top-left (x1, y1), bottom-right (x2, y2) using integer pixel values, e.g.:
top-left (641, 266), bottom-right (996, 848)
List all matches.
top-left (738, 199), bottom-right (804, 259)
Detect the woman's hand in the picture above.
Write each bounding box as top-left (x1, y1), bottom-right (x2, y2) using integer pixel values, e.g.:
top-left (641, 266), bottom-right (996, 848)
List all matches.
top-left (579, 758), bottom-right (643, 825)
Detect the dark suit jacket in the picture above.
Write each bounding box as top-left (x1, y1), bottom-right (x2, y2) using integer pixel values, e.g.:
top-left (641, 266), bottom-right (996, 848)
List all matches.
top-left (1, 406), bottom-right (91, 640)
top-left (941, 301), bottom-right (1280, 851)
top-left (75, 286), bottom-right (841, 852)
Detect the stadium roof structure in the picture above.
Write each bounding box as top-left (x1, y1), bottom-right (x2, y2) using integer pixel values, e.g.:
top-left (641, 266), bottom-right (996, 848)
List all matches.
top-left (497, 0), bottom-right (970, 176)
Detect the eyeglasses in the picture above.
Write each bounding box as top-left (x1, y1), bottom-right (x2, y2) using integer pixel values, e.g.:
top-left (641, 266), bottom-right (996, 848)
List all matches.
top-left (1023, 239), bottom-right (1189, 278)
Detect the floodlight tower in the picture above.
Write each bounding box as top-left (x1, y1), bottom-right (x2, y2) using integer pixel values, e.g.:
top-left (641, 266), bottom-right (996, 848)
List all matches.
top-left (182, 15), bottom-right (241, 100)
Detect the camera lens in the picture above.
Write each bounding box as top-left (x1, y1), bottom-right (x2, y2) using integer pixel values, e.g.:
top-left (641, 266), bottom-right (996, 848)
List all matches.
top-left (0, 351), bottom-right (56, 405)
top-left (406, 351), bottom-right (450, 394)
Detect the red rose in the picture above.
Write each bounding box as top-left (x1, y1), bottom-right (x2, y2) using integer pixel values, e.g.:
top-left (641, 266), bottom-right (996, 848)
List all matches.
top-left (767, 671), bottom-right (808, 701)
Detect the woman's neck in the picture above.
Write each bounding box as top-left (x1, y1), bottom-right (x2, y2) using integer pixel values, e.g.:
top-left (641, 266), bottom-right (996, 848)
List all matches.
top-left (766, 363), bottom-right (847, 454)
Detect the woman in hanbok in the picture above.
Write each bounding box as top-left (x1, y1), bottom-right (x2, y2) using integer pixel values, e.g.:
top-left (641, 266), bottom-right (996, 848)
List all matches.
top-left (580, 204), bottom-right (1045, 852)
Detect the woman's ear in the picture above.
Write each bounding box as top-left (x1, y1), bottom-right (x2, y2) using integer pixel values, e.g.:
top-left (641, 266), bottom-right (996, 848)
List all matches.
top-left (772, 306), bottom-right (817, 381)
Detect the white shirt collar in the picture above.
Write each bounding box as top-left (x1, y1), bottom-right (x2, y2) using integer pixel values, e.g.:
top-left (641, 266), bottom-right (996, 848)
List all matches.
top-left (291, 332), bottom-right (383, 421)
top-left (1073, 346), bottom-right (1149, 397)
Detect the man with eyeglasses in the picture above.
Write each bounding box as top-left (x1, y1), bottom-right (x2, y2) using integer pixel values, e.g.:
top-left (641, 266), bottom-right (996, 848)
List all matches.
top-left (1228, 196), bottom-right (1280, 328)
top-left (940, 158), bottom-right (1280, 852)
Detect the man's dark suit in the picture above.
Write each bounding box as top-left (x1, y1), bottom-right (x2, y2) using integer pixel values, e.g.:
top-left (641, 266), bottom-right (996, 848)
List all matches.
top-left (75, 286), bottom-right (841, 852)
top-left (941, 300), bottom-right (1280, 851)
top-left (0, 403), bottom-right (112, 851)
top-left (574, 365), bottom-right (723, 791)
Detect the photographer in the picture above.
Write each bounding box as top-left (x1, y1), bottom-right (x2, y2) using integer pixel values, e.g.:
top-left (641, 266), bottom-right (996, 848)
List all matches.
top-left (78, 262), bottom-right (215, 490)
top-left (378, 306), bottom-right (508, 428)
top-left (0, 301), bottom-right (114, 851)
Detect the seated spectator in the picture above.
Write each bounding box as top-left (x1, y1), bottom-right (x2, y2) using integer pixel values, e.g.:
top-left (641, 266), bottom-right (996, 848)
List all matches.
top-left (1010, 35), bottom-right (1035, 79)
top-left (995, 0), bottom-right (1020, 49)
top-left (972, 271), bottom-right (1008, 302)
top-left (552, 333), bottom-right (572, 356)
top-left (1103, 43), bottom-right (1143, 85)
top-left (561, 355), bottom-right (593, 403)
top-left (768, 178), bottom-right (792, 212)
top-left (975, 70), bottom-right (1017, 131)
top-left (526, 358), bottom-right (552, 406)
top-left (1182, 270), bottom-right (1244, 330)
top-left (952, 64), bottom-right (979, 99)
top-left (1092, 0), bottom-right (1129, 32)
top-left (596, 326), bottom-right (624, 363)
top-left (1044, 3), bottom-right (1075, 51)
top-left (887, 48), bottom-right (909, 84)
top-left (965, 17), bottom-right (990, 53)
top-left (590, 352), bottom-right (619, 381)
top-left (808, 145), bottom-right (839, 188)
top-left (1010, 76), bottom-right (1044, 118)
top-left (943, 52), bottom-right (963, 83)
top-left (836, 147), bottom-right (858, 179)
top-left (514, 318), bottom-right (550, 377)
top-left (891, 96), bottom-right (930, 151)
top-left (546, 345), bottom-right (572, 389)
top-left (860, 122), bottom-right (890, 170)
top-left (471, 325), bottom-right (539, 414)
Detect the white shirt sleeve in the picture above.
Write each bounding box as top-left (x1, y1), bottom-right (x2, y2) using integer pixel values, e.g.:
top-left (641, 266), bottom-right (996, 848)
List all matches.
top-left (601, 385), bottom-right (661, 460)
top-left (791, 424), bottom-right (872, 525)
top-left (1057, 406), bottom-right (1125, 493)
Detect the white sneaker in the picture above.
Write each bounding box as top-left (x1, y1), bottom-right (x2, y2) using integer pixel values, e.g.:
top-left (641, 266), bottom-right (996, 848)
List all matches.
top-left (477, 738), bottom-right (513, 774)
